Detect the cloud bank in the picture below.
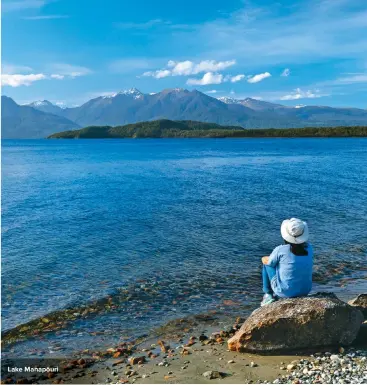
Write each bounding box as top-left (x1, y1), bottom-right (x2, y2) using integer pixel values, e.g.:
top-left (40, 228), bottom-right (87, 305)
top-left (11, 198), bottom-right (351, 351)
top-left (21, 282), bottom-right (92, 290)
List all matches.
top-left (143, 59), bottom-right (236, 78)
top-left (280, 88), bottom-right (327, 100)
top-left (1, 63), bottom-right (92, 87)
top-left (1, 73), bottom-right (46, 87)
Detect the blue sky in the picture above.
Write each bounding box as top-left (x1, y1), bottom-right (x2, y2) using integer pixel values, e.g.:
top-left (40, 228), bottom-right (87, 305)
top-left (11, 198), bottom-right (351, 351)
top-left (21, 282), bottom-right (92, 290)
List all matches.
top-left (2, 0), bottom-right (367, 107)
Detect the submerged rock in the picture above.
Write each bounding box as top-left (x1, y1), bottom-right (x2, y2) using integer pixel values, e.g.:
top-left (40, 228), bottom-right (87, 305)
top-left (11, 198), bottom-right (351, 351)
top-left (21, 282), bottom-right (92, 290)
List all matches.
top-left (228, 293), bottom-right (364, 353)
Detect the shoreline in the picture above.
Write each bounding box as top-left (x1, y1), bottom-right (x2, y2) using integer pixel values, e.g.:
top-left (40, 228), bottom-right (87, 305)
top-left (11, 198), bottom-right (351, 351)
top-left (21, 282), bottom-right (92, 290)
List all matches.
top-left (2, 277), bottom-right (366, 384)
top-left (2, 277), bottom-right (367, 356)
top-left (2, 302), bottom-right (366, 384)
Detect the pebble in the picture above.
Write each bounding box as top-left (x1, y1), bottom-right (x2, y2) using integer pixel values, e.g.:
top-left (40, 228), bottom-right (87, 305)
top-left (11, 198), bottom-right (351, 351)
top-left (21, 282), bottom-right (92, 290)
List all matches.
top-left (228, 360), bottom-right (235, 364)
top-left (157, 360), bottom-right (169, 367)
top-left (202, 370), bottom-right (222, 379)
top-left (273, 348), bottom-right (367, 384)
top-left (250, 362), bottom-right (258, 368)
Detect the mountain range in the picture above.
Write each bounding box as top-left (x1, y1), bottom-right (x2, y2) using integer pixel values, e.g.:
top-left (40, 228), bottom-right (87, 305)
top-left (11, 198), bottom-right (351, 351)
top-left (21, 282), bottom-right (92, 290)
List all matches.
top-left (1, 96), bottom-right (79, 139)
top-left (2, 88), bottom-right (367, 138)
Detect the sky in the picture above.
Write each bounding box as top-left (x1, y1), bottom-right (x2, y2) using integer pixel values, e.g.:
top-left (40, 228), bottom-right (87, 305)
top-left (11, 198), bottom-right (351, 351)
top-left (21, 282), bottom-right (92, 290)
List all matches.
top-left (2, 0), bottom-right (367, 108)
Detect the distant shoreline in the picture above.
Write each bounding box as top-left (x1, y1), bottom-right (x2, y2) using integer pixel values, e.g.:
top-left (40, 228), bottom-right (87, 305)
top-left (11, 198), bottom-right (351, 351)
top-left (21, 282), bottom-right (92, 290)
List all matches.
top-left (47, 119), bottom-right (367, 139)
top-left (46, 135), bottom-right (367, 140)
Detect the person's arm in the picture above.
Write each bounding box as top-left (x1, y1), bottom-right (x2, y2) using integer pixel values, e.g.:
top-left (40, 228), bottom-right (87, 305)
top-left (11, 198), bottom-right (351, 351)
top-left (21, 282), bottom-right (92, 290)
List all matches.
top-left (265, 246), bottom-right (281, 268)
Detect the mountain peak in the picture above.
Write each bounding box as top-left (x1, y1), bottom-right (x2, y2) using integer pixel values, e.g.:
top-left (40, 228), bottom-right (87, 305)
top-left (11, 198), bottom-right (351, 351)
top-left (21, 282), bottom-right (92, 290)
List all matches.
top-left (29, 100), bottom-right (54, 107)
top-left (217, 96), bottom-right (241, 104)
top-left (120, 87), bottom-right (143, 96)
top-left (102, 88), bottom-right (143, 100)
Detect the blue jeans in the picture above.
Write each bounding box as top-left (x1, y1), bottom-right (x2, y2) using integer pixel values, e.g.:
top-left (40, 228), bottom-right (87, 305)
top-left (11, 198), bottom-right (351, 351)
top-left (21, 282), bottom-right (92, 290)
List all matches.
top-left (262, 264), bottom-right (277, 295)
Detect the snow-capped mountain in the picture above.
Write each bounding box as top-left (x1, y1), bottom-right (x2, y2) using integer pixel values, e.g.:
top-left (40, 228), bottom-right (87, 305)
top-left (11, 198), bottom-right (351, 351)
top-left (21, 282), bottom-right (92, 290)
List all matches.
top-left (102, 88), bottom-right (144, 100)
top-left (27, 100), bottom-right (65, 115)
top-left (217, 96), bottom-right (242, 105)
top-left (218, 96), bottom-right (288, 111)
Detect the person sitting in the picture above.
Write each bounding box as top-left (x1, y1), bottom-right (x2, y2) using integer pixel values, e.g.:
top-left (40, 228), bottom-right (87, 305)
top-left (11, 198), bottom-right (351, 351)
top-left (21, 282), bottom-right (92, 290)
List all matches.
top-left (261, 218), bottom-right (313, 306)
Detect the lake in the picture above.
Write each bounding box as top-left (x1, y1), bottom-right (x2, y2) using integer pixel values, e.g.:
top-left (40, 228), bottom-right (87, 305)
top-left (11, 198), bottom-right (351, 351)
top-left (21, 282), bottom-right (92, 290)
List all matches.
top-left (2, 138), bottom-right (367, 356)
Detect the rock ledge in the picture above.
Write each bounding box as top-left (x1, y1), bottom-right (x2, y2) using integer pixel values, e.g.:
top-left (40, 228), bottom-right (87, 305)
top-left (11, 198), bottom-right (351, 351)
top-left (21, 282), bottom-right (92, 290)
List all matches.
top-left (228, 293), bottom-right (364, 353)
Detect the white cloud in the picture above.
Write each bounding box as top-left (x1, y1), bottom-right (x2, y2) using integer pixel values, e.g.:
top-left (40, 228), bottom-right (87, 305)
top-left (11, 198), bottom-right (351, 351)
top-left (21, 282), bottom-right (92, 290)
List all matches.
top-left (334, 73), bottom-right (367, 84)
top-left (206, 90), bottom-right (219, 94)
top-left (1, 63), bottom-right (91, 87)
top-left (22, 15), bottom-right (69, 20)
top-left (1, 63), bottom-right (33, 74)
top-left (170, 60), bottom-right (195, 75)
top-left (247, 72), bottom-right (271, 83)
top-left (1, 73), bottom-right (46, 87)
top-left (281, 68), bottom-right (290, 77)
top-left (50, 74), bottom-right (65, 79)
top-left (191, 60), bottom-right (236, 74)
top-left (142, 59), bottom-right (236, 78)
top-left (228, 74), bottom-right (245, 83)
top-left (280, 88), bottom-right (327, 100)
top-left (51, 63), bottom-right (92, 78)
top-left (186, 72), bottom-right (223, 85)
top-left (143, 69), bottom-right (171, 79)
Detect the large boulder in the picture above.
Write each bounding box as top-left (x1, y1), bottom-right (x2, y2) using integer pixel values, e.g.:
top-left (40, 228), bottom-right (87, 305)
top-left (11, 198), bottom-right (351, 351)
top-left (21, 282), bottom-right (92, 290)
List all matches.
top-left (228, 293), bottom-right (364, 353)
top-left (348, 294), bottom-right (367, 318)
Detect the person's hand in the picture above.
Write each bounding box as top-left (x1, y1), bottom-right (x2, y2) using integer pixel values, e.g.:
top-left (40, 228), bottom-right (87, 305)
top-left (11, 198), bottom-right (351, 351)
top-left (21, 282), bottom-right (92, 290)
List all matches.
top-left (262, 256), bottom-right (269, 265)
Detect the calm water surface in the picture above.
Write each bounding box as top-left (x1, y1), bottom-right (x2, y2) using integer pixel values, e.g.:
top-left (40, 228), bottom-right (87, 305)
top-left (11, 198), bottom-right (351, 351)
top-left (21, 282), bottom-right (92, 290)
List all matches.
top-left (2, 138), bottom-right (367, 354)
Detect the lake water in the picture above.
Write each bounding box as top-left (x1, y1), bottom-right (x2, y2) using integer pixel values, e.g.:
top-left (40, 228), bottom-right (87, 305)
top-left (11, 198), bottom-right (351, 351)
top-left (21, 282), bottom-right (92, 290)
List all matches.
top-left (2, 138), bottom-right (367, 355)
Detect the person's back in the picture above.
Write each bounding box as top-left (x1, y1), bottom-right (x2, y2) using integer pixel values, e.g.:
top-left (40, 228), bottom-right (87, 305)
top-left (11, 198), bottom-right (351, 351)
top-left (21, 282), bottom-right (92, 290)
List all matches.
top-left (268, 243), bottom-right (313, 298)
top-left (261, 218), bottom-right (313, 306)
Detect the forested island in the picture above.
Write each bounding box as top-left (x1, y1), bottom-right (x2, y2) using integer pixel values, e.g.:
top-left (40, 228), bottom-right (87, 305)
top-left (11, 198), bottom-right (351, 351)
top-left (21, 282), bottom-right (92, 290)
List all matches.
top-left (48, 119), bottom-right (367, 139)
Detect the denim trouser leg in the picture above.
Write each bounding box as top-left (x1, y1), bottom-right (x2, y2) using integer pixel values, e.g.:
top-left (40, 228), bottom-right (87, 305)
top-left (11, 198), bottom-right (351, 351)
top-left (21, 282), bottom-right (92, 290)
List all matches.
top-left (262, 264), bottom-right (277, 295)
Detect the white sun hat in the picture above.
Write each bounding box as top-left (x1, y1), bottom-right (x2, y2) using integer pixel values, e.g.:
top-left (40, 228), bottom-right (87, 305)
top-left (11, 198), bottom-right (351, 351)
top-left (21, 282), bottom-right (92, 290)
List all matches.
top-left (281, 218), bottom-right (309, 244)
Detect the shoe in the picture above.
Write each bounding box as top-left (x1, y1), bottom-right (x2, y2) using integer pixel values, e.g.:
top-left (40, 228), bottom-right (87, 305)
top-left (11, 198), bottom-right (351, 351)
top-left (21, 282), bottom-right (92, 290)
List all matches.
top-left (261, 294), bottom-right (275, 307)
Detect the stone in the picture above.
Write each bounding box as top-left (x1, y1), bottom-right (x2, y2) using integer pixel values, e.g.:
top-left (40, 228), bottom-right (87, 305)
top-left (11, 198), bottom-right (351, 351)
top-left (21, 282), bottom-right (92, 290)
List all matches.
top-left (348, 294), bottom-right (367, 318)
top-left (202, 370), bottom-right (222, 379)
top-left (227, 293), bottom-right (364, 353)
top-left (128, 356), bottom-right (146, 365)
top-left (158, 340), bottom-right (170, 353)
